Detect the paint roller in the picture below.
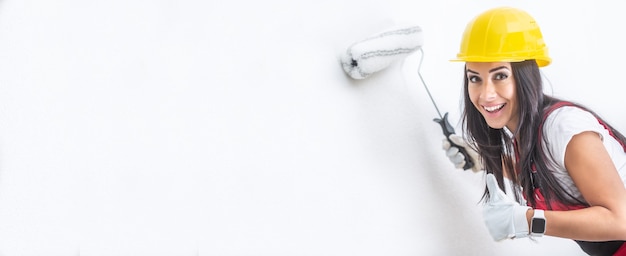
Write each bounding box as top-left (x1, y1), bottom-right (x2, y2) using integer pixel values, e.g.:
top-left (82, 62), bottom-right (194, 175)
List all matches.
top-left (341, 26), bottom-right (423, 79)
top-left (340, 25), bottom-right (475, 170)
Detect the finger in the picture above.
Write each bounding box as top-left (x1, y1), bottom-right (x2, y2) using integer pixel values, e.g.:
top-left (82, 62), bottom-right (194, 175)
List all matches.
top-left (455, 160), bottom-right (466, 169)
top-left (446, 146), bottom-right (460, 157)
top-left (485, 174), bottom-right (504, 201)
top-left (450, 153), bottom-right (465, 165)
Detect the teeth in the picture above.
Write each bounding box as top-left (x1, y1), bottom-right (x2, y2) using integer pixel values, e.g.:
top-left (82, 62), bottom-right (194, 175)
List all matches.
top-left (484, 104), bottom-right (504, 112)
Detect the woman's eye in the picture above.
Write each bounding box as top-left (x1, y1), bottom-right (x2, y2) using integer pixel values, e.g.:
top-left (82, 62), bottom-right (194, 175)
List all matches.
top-left (494, 73), bottom-right (508, 80)
top-left (468, 75), bottom-right (481, 83)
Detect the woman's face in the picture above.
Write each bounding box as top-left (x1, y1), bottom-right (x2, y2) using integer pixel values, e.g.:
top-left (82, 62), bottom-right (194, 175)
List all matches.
top-left (466, 62), bottom-right (519, 131)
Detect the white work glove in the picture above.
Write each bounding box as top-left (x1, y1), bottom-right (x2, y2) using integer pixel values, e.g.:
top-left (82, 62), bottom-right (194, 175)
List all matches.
top-left (483, 173), bottom-right (531, 241)
top-left (442, 134), bottom-right (483, 172)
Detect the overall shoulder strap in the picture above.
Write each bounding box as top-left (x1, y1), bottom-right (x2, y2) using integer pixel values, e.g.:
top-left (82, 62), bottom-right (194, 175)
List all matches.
top-left (542, 101), bottom-right (575, 121)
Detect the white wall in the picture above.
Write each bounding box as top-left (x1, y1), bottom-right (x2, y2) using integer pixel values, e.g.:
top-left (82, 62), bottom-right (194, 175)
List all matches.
top-left (0, 0), bottom-right (621, 255)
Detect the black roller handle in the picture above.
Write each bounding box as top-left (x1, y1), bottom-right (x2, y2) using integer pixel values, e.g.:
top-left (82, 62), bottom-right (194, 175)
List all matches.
top-left (433, 112), bottom-right (474, 170)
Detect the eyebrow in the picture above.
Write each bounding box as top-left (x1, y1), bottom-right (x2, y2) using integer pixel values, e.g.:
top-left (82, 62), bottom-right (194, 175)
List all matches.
top-left (466, 66), bottom-right (510, 74)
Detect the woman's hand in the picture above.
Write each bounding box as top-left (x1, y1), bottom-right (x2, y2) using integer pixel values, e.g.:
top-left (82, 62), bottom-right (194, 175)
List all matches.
top-left (483, 173), bottom-right (531, 241)
top-left (442, 134), bottom-right (483, 172)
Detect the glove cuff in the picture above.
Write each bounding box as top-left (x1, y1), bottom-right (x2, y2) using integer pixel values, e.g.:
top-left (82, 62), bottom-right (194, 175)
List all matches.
top-left (512, 206), bottom-right (531, 239)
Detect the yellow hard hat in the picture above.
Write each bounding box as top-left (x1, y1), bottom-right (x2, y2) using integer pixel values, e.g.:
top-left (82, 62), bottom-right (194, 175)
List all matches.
top-left (451, 6), bottom-right (551, 67)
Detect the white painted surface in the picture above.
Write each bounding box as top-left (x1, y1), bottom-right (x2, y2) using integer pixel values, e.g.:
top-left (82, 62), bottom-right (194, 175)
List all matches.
top-left (0, 0), bottom-right (621, 255)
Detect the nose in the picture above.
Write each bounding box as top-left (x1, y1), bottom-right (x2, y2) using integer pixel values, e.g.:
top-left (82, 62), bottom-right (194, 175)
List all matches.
top-left (481, 79), bottom-right (497, 100)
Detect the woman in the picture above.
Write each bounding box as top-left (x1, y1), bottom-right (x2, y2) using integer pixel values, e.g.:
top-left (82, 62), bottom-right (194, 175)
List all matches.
top-left (442, 6), bottom-right (626, 255)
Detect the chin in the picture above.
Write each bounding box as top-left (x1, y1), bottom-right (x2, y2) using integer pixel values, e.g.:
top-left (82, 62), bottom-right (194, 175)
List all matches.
top-left (485, 121), bottom-right (506, 129)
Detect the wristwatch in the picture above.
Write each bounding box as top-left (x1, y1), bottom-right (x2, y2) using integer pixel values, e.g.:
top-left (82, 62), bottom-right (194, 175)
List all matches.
top-left (530, 209), bottom-right (546, 237)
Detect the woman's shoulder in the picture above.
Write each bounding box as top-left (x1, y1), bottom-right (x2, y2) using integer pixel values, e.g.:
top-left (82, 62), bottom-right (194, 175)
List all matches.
top-left (540, 105), bottom-right (607, 173)
top-left (542, 105), bottom-right (609, 157)
top-left (543, 105), bottom-right (599, 131)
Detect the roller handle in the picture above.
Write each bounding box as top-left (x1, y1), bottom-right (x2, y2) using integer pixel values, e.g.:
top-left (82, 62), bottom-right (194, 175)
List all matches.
top-left (434, 112), bottom-right (474, 170)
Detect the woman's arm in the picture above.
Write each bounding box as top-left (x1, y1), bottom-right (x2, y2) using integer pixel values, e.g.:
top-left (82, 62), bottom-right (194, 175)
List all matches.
top-left (541, 131), bottom-right (626, 241)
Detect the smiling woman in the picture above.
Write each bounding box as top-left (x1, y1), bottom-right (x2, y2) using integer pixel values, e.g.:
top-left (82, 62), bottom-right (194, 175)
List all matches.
top-left (442, 6), bottom-right (626, 256)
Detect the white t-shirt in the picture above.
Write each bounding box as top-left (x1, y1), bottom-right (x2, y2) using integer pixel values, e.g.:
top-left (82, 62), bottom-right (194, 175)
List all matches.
top-left (541, 106), bottom-right (626, 202)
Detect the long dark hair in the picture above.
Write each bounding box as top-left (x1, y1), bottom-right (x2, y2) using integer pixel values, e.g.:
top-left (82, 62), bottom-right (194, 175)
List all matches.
top-left (461, 60), bottom-right (626, 208)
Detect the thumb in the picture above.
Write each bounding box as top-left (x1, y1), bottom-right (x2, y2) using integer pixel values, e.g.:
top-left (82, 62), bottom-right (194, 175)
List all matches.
top-left (448, 134), bottom-right (467, 147)
top-left (485, 174), bottom-right (506, 202)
